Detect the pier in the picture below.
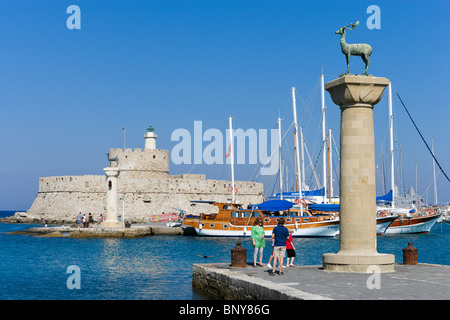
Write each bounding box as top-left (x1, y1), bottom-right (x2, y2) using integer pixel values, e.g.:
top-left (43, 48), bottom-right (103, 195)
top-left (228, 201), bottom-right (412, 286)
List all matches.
top-left (193, 262), bottom-right (449, 300)
top-left (8, 222), bottom-right (196, 238)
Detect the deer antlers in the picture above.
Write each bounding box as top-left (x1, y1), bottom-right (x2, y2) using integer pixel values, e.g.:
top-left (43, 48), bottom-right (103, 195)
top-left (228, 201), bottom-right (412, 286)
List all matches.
top-left (343, 20), bottom-right (360, 31)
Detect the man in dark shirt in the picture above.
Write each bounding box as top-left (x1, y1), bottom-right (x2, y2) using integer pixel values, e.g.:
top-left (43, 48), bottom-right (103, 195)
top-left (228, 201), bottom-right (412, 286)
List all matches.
top-left (271, 218), bottom-right (290, 275)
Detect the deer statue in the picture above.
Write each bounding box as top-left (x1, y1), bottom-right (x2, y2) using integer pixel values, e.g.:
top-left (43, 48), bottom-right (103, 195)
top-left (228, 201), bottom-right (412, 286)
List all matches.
top-left (335, 21), bottom-right (373, 75)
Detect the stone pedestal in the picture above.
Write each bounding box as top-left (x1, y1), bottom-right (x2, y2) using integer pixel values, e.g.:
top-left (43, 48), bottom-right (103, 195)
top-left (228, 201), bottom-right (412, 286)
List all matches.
top-left (322, 75), bottom-right (395, 273)
top-left (102, 167), bottom-right (122, 228)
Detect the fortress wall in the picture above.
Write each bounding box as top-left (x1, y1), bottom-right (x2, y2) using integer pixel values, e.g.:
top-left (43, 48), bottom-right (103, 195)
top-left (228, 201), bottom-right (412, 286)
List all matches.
top-left (109, 148), bottom-right (170, 175)
top-left (28, 173), bottom-right (264, 223)
top-left (28, 190), bottom-right (105, 222)
top-left (26, 135), bottom-right (264, 224)
top-left (38, 175), bottom-right (105, 193)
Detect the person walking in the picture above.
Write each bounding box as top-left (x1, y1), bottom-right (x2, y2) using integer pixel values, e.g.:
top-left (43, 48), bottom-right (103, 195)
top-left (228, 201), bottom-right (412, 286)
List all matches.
top-left (270, 218), bottom-right (289, 275)
top-left (251, 218), bottom-right (266, 267)
top-left (286, 229), bottom-right (296, 267)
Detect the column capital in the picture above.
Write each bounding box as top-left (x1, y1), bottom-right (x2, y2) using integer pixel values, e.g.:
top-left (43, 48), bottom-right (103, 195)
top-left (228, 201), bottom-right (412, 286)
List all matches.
top-left (103, 167), bottom-right (120, 177)
top-left (325, 75), bottom-right (389, 109)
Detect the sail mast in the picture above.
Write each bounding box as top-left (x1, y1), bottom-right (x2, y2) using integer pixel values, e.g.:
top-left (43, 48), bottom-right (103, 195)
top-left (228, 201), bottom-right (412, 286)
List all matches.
top-left (388, 82), bottom-right (395, 210)
top-left (432, 139), bottom-right (438, 205)
top-left (321, 74), bottom-right (327, 203)
top-left (278, 117), bottom-right (283, 200)
top-left (328, 128), bottom-right (333, 199)
top-left (292, 87), bottom-right (304, 215)
top-left (228, 116), bottom-right (235, 203)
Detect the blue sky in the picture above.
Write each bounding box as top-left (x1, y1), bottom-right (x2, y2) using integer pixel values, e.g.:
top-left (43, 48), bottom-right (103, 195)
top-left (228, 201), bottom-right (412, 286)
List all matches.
top-left (0, 0), bottom-right (449, 210)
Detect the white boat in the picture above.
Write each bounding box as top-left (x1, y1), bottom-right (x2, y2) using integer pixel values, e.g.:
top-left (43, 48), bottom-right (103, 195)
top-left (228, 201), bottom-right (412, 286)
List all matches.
top-left (384, 212), bottom-right (443, 234)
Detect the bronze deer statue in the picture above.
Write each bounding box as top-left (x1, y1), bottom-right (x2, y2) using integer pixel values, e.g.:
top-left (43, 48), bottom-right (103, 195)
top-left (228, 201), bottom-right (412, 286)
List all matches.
top-left (335, 21), bottom-right (373, 75)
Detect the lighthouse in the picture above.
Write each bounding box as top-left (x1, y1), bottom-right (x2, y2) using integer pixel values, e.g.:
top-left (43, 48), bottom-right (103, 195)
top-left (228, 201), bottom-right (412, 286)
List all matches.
top-left (144, 125), bottom-right (157, 150)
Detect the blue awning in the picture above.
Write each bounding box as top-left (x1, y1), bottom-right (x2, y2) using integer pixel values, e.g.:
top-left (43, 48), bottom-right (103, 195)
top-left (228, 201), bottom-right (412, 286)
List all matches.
top-left (309, 204), bottom-right (340, 212)
top-left (274, 187), bottom-right (325, 198)
top-left (256, 200), bottom-right (294, 212)
top-left (376, 190), bottom-right (392, 202)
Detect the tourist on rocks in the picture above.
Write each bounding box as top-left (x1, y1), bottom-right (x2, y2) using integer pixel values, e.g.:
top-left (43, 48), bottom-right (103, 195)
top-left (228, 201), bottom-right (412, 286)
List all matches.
top-left (76, 212), bottom-right (82, 228)
top-left (286, 229), bottom-right (296, 267)
top-left (270, 218), bottom-right (289, 276)
top-left (251, 218), bottom-right (265, 267)
top-left (97, 214), bottom-right (104, 227)
top-left (88, 213), bottom-right (94, 228)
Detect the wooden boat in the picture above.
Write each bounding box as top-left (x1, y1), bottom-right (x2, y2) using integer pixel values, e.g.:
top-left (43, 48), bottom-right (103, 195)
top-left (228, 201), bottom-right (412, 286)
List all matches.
top-left (183, 201), bottom-right (340, 237)
top-left (384, 210), bottom-right (442, 234)
top-left (308, 204), bottom-right (398, 235)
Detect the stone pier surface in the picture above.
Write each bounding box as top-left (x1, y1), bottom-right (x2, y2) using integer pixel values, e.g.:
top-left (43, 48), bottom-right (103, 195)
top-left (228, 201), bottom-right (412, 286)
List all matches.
top-left (322, 75), bottom-right (395, 273)
top-left (8, 222), bottom-right (196, 238)
top-left (192, 263), bottom-right (450, 300)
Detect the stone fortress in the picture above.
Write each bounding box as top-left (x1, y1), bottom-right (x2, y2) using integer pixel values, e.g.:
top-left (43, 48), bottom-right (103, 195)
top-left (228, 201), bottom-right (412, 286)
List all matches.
top-left (23, 126), bottom-right (264, 224)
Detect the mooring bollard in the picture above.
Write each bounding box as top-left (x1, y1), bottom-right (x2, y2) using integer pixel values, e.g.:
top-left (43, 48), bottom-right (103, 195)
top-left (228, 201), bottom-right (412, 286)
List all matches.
top-left (403, 242), bottom-right (418, 265)
top-left (231, 242), bottom-right (247, 267)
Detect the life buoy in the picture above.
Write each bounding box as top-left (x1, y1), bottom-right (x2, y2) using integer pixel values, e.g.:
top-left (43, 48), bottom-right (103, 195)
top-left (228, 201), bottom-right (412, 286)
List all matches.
top-left (227, 185), bottom-right (233, 192)
top-left (234, 187), bottom-right (238, 194)
top-left (300, 198), bottom-right (307, 207)
top-left (294, 199), bottom-right (300, 205)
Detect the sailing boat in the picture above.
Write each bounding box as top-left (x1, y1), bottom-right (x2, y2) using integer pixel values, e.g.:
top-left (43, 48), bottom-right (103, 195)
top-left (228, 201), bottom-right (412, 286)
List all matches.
top-left (182, 115), bottom-right (340, 237)
top-left (269, 76), bottom-right (396, 234)
top-left (380, 83), bottom-right (442, 234)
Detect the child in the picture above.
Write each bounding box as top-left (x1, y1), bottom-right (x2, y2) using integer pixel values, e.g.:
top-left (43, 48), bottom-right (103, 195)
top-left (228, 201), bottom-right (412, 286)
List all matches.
top-left (286, 229), bottom-right (296, 267)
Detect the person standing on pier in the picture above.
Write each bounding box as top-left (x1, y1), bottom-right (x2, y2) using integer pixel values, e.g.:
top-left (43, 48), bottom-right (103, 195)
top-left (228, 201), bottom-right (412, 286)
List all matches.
top-left (286, 229), bottom-right (296, 267)
top-left (251, 218), bottom-right (266, 267)
top-left (271, 218), bottom-right (289, 275)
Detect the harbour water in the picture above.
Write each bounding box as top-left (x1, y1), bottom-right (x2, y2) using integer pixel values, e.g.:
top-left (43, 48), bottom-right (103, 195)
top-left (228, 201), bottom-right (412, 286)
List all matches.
top-left (1, 211), bottom-right (449, 300)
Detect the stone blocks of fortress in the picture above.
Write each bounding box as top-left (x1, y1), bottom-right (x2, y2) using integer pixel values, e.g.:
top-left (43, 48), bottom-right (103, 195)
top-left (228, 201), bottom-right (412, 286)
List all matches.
top-left (27, 147), bottom-right (264, 223)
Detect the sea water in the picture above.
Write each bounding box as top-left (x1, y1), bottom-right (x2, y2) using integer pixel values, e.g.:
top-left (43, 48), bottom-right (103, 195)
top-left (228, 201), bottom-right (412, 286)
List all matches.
top-left (0, 211), bottom-right (449, 300)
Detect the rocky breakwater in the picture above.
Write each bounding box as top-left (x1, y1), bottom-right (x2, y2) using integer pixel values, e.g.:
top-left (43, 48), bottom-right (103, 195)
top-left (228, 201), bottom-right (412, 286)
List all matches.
top-left (7, 222), bottom-right (197, 238)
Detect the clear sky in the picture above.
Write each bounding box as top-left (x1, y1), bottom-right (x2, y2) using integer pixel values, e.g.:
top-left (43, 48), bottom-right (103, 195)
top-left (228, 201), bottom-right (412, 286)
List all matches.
top-left (1, 0), bottom-right (449, 210)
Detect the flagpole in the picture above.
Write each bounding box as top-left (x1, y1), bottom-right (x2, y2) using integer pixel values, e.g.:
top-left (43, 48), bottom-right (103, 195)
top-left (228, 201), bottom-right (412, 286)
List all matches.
top-left (123, 125), bottom-right (126, 151)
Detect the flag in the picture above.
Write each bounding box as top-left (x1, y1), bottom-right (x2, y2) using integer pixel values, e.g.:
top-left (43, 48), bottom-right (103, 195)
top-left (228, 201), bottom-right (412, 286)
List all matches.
top-left (225, 144), bottom-right (231, 158)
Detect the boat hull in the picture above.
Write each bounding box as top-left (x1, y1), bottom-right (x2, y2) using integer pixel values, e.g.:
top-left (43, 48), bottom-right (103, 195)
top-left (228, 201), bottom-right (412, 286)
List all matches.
top-left (189, 219), bottom-right (340, 238)
top-left (385, 213), bottom-right (442, 234)
top-left (376, 215), bottom-right (398, 234)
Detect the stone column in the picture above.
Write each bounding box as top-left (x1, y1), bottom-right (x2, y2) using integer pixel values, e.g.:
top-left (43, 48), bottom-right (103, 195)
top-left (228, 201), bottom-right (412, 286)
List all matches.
top-left (102, 166), bottom-right (122, 228)
top-left (322, 75), bottom-right (395, 273)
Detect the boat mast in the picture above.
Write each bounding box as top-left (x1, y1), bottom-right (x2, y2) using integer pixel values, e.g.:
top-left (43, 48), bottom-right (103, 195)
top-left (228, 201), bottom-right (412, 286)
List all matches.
top-left (328, 128), bottom-right (333, 200)
top-left (415, 162), bottom-right (419, 209)
top-left (388, 82), bottom-right (395, 210)
top-left (300, 126), bottom-right (306, 189)
top-left (321, 74), bottom-right (327, 203)
top-left (291, 87), bottom-right (304, 215)
top-left (432, 139), bottom-right (438, 205)
top-left (228, 116), bottom-right (235, 203)
top-left (278, 117), bottom-right (283, 200)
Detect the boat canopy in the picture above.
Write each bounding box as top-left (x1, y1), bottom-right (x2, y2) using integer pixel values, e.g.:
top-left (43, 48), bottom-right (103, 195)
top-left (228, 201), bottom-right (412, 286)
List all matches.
top-left (376, 190), bottom-right (393, 203)
top-left (274, 187), bottom-right (325, 198)
top-left (256, 200), bottom-right (294, 212)
top-left (309, 203), bottom-right (340, 212)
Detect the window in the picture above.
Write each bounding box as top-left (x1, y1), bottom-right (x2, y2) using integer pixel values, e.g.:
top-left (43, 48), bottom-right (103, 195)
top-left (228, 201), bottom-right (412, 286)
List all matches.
top-left (241, 211), bottom-right (250, 218)
top-left (108, 181), bottom-right (112, 190)
top-left (231, 211), bottom-right (239, 218)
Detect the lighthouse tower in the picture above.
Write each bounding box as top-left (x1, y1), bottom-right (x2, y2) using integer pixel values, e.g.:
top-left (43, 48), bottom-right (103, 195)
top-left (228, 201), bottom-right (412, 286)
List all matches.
top-left (144, 125), bottom-right (157, 150)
